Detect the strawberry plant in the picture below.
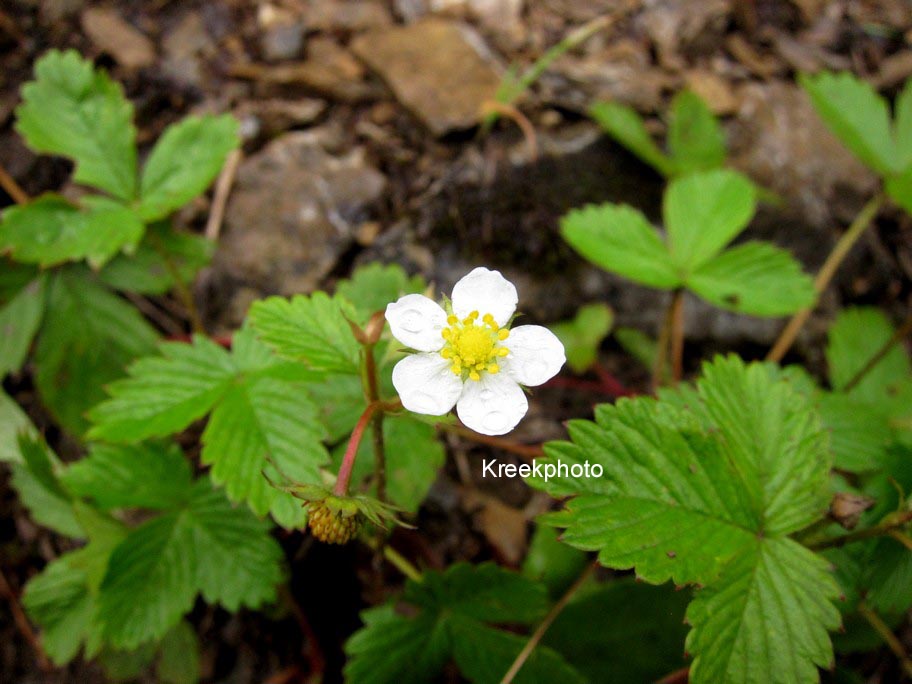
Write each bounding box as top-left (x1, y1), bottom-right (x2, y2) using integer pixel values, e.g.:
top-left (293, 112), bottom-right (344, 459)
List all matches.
top-left (2, 46), bottom-right (912, 684)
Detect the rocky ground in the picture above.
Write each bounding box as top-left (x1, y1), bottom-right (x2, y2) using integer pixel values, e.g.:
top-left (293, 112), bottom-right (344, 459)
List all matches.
top-left (2, 0), bottom-right (912, 681)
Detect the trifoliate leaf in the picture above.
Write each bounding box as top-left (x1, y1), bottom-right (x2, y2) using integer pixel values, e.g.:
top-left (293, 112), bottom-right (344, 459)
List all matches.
top-left (543, 579), bottom-right (690, 683)
top-left (11, 434), bottom-right (83, 538)
top-left (799, 71), bottom-right (895, 176)
top-left (139, 115), bottom-right (240, 222)
top-left (689, 241), bottom-right (816, 316)
top-left (345, 563), bottom-right (583, 684)
top-left (0, 276), bottom-right (44, 376)
top-left (339, 413), bottom-right (445, 513)
top-left (663, 170), bottom-right (756, 271)
top-left (686, 538), bottom-right (841, 684)
top-left (0, 195), bottom-right (144, 268)
top-left (826, 307), bottom-right (910, 404)
top-left (561, 204), bottom-right (680, 289)
top-left (89, 328), bottom-right (328, 527)
top-left (667, 90), bottom-right (727, 174)
top-left (61, 441), bottom-right (193, 511)
top-left (97, 479), bottom-right (283, 649)
top-left (249, 292), bottom-right (361, 374)
top-left (98, 225), bottom-right (213, 295)
top-left (15, 50), bottom-right (137, 200)
top-left (589, 101), bottom-right (674, 176)
top-left (157, 620), bottom-right (201, 684)
top-left (532, 356), bottom-right (837, 684)
top-left (34, 268), bottom-right (158, 435)
top-left (549, 303), bottom-right (613, 374)
top-left (336, 262), bottom-right (426, 323)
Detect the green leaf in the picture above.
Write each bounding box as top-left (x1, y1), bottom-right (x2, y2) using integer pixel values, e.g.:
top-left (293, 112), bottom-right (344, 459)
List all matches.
top-left (0, 276), bottom-right (45, 376)
top-left (62, 442), bottom-right (193, 511)
top-left (12, 434), bottom-right (83, 538)
top-left (667, 90), bottom-right (726, 174)
top-left (561, 204), bottom-right (680, 289)
top-left (249, 292), bottom-right (361, 374)
top-left (22, 513), bottom-right (127, 664)
top-left (799, 71), bottom-right (894, 175)
top-left (864, 536), bottom-right (912, 614)
top-left (543, 579), bottom-right (690, 683)
top-left (98, 225), bottom-right (213, 295)
top-left (826, 307), bottom-right (910, 404)
top-left (88, 335), bottom-right (236, 441)
top-left (686, 538), bottom-right (841, 684)
top-left (613, 326), bottom-right (657, 371)
top-left (819, 394), bottom-right (892, 473)
top-left (158, 620), bottom-right (201, 684)
top-left (0, 259), bottom-right (39, 302)
top-left (15, 49), bottom-right (137, 200)
top-left (521, 524), bottom-right (588, 598)
top-left (663, 170), bottom-right (756, 271)
top-left (89, 328), bottom-right (328, 527)
top-left (688, 241), bottom-right (816, 316)
top-left (0, 195), bottom-right (144, 268)
top-left (886, 166), bottom-right (912, 215)
top-left (0, 390), bottom-right (37, 464)
top-left (97, 479), bottom-right (283, 649)
top-left (98, 642), bottom-right (157, 681)
top-left (893, 78), bottom-right (912, 172)
top-left (345, 563), bottom-right (583, 684)
top-left (549, 303), bottom-right (613, 374)
top-left (589, 101), bottom-right (674, 176)
top-left (35, 269), bottom-right (158, 435)
top-left (139, 115), bottom-right (240, 222)
top-left (336, 262), bottom-right (426, 323)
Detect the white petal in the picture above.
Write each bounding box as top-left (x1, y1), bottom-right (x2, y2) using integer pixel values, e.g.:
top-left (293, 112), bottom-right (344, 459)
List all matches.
top-left (502, 325), bottom-right (566, 387)
top-left (450, 267), bottom-right (517, 326)
top-left (392, 353), bottom-right (463, 415)
top-left (456, 373), bottom-right (528, 436)
top-left (385, 294), bottom-right (448, 352)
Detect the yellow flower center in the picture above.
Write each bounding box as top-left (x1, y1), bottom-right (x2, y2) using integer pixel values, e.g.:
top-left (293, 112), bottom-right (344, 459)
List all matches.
top-left (440, 311), bottom-right (510, 381)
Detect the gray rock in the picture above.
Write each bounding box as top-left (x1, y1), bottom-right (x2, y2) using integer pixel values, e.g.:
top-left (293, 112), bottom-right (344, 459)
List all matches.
top-left (216, 130), bottom-right (387, 309)
top-left (351, 18), bottom-right (502, 135)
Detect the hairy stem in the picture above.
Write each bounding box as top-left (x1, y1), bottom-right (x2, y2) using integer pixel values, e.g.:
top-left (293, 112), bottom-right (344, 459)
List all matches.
top-left (858, 602), bottom-right (912, 678)
top-left (500, 561), bottom-right (597, 684)
top-left (808, 509), bottom-right (912, 551)
top-left (438, 422), bottom-right (545, 460)
top-left (334, 399), bottom-right (400, 496)
top-left (842, 311), bottom-right (912, 393)
top-left (363, 344), bottom-right (387, 503)
top-left (767, 194), bottom-right (884, 363)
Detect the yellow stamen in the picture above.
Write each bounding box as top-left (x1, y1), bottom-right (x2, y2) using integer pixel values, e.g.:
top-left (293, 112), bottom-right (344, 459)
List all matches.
top-left (497, 329), bottom-right (509, 340)
top-left (438, 309), bottom-right (511, 382)
top-left (488, 364), bottom-right (499, 374)
top-left (469, 370), bottom-right (480, 381)
top-left (447, 315), bottom-right (458, 325)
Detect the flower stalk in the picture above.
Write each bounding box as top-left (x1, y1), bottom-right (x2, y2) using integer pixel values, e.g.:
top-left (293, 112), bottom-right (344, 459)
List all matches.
top-left (334, 398), bottom-right (401, 497)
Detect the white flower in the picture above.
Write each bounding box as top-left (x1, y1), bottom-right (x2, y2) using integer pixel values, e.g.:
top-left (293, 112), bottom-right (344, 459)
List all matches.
top-left (385, 267), bottom-right (566, 436)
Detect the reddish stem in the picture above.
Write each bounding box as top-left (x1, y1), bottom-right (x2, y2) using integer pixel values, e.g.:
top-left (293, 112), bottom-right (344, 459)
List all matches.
top-left (335, 402), bottom-right (382, 495)
top-left (592, 364), bottom-right (637, 396)
top-left (0, 568), bottom-right (51, 671)
top-left (655, 666), bottom-right (689, 684)
top-left (167, 333), bottom-right (233, 348)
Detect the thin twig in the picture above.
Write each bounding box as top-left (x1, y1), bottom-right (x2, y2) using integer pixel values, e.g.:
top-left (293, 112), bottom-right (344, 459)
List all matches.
top-left (653, 290), bottom-right (679, 391)
top-left (438, 423), bottom-right (545, 460)
top-left (480, 101), bottom-right (538, 160)
top-left (0, 163), bottom-right (29, 204)
top-left (842, 311), bottom-right (912, 392)
top-left (808, 509), bottom-right (912, 550)
top-left (858, 602), bottom-right (912, 678)
top-left (500, 561), bottom-right (597, 684)
top-left (767, 194), bottom-right (884, 362)
top-left (0, 568), bottom-right (52, 672)
top-left (204, 149), bottom-right (242, 241)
